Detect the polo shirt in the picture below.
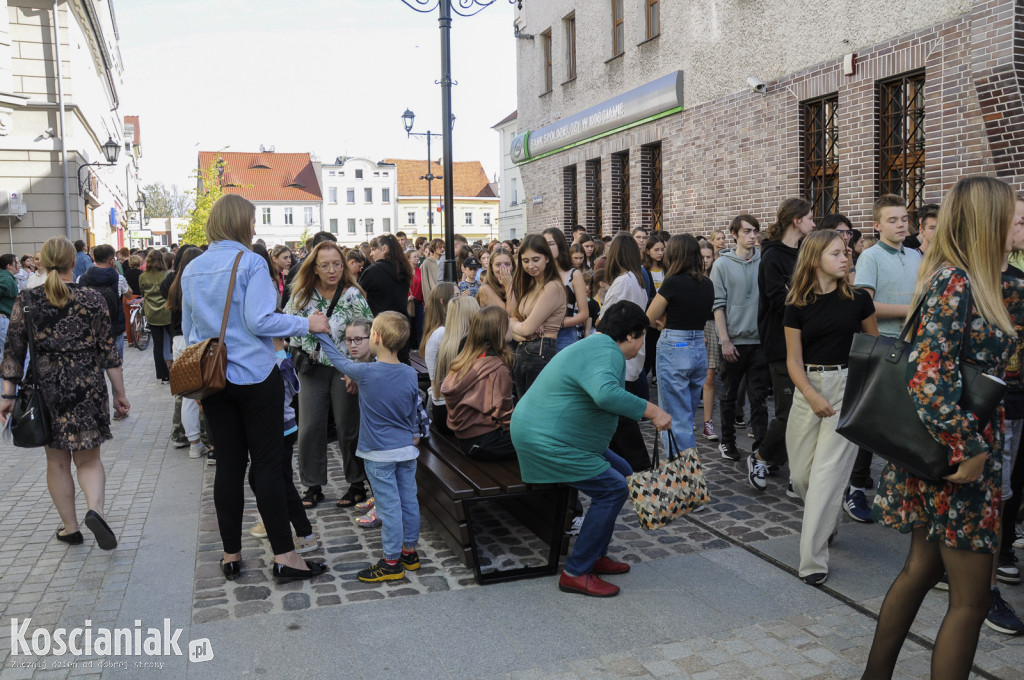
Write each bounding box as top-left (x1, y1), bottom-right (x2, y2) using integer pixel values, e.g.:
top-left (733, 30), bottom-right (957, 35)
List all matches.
top-left (853, 240), bottom-right (921, 338)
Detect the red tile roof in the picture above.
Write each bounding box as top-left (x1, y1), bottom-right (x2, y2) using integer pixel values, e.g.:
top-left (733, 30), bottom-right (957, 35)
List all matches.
top-left (492, 110), bottom-right (517, 128)
top-left (384, 158), bottom-right (495, 199)
top-left (197, 151), bottom-right (322, 202)
top-left (123, 115), bottom-right (140, 144)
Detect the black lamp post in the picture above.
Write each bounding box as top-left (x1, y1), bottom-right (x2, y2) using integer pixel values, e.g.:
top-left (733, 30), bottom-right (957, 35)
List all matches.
top-left (402, 108), bottom-right (457, 245)
top-left (400, 0), bottom-right (521, 281)
top-left (77, 136), bottom-right (121, 195)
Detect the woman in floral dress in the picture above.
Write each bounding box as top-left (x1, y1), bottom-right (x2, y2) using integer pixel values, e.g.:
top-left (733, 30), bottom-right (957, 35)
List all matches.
top-left (285, 241), bottom-right (373, 509)
top-left (0, 237), bottom-right (129, 550)
top-left (864, 176), bottom-right (1024, 680)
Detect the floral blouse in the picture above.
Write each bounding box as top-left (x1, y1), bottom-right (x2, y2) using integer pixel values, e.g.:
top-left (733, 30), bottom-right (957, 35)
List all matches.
top-left (873, 267), bottom-right (1024, 553)
top-left (284, 285), bottom-right (372, 366)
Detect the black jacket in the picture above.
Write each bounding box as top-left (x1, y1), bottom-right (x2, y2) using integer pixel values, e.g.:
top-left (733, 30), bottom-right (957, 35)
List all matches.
top-left (79, 266), bottom-right (125, 339)
top-left (359, 259), bottom-right (410, 317)
top-left (757, 239), bottom-right (800, 363)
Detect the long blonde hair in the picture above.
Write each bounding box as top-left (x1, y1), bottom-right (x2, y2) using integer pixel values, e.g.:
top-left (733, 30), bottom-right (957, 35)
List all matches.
top-left (433, 296), bottom-right (479, 399)
top-left (448, 305), bottom-right (514, 384)
top-left (419, 282), bottom-right (456, 356)
top-left (785, 230), bottom-right (853, 307)
top-left (912, 175), bottom-right (1014, 335)
top-left (41, 236), bottom-right (75, 308)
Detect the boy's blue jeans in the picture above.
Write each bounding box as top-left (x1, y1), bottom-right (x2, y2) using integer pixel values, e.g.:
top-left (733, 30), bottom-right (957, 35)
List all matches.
top-left (564, 449), bottom-right (632, 577)
top-left (363, 458), bottom-right (420, 561)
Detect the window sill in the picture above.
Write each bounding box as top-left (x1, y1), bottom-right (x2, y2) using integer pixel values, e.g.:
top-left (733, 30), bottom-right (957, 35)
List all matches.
top-left (637, 34), bottom-right (659, 48)
top-left (605, 53), bottom-right (623, 65)
top-left (539, 89), bottom-right (552, 98)
top-left (561, 76), bottom-right (576, 87)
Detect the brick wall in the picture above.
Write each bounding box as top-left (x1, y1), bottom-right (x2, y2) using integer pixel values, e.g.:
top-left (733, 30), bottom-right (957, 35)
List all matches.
top-left (520, 8), bottom-right (1020, 237)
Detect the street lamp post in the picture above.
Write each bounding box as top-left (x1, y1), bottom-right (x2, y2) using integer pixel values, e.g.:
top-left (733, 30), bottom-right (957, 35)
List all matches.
top-left (76, 136), bottom-right (121, 195)
top-left (401, 108), bottom-right (443, 244)
top-left (400, 0), bottom-right (522, 281)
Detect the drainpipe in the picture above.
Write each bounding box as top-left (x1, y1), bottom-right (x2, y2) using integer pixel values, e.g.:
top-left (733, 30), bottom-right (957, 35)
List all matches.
top-left (53, 0), bottom-right (72, 240)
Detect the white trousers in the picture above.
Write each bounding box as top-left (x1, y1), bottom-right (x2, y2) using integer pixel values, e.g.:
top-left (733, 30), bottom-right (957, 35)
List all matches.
top-left (172, 335), bottom-right (201, 442)
top-left (786, 368), bottom-right (859, 578)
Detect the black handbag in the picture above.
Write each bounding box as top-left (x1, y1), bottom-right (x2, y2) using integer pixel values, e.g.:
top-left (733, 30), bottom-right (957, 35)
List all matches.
top-left (836, 286), bottom-right (1006, 481)
top-left (11, 306), bottom-right (52, 448)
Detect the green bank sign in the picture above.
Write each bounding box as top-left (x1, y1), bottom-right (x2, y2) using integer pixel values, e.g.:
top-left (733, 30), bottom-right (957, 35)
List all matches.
top-left (511, 71), bottom-right (684, 164)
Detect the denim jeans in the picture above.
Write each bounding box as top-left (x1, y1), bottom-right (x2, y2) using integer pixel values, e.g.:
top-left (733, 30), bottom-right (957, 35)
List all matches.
top-left (363, 458), bottom-right (420, 560)
top-left (0, 314), bottom-right (9, 359)
top-left (564, 449), bottom-right (632, 576)
top-left (556, 326), bottom-right (579, 352)
top-left (513, 337), bottom-right (558, 397)
top-left (657, 330), bottom-right (707, 451)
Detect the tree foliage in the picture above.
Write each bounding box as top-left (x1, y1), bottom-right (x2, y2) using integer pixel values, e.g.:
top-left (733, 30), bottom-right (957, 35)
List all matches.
top-left (142, 182), bottom-right (192, 218)
top-left (180, 160), bottom-right (229, 246)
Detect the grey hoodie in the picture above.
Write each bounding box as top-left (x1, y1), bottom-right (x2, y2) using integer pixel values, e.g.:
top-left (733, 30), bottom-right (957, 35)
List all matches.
top-left (710, 247), bottom-right (761, 345)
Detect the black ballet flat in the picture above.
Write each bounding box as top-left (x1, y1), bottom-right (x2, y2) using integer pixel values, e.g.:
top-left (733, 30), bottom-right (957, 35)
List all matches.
top-left (272, 560), bottom-right (327, 581)
top-left (221, 559), bottom-right (241, 581)
top-left (83, 510), bottom-right (117, 550)
top-left (55, 528), bottom-right (83, 545)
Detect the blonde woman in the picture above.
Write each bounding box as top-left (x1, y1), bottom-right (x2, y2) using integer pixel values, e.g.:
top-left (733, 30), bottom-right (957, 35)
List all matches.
top-left (864, 176), bottom-right (1024, 679)
top-left (432, 296), bottom-right (479, 433)
top-left (0, 237), bottom-right (129, 549)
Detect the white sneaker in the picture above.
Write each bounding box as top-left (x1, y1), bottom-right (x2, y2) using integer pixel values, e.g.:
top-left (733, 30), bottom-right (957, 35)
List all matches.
top-left (188, 442), bottom-right (210, 459)
top-left (567, 515), bottom-right (585, 536)
top-left (294, 534), bottom-right (319, 554)
top-left (1014, 526), bottom-right (1024, 550)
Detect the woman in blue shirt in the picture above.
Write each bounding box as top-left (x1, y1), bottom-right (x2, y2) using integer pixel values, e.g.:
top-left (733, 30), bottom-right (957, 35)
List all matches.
top-left (181, 194), bottom-right (331, 582)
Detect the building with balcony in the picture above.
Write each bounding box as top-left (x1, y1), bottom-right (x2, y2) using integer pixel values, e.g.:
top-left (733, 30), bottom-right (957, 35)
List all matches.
top-left (386, 158), bottom-right (499, 245)
top-left (320, 156), bottom-right (398, 247)
top-left (511, 0), bottom-right (1024, 238)
top-left (0, 0), bottom-right (134, 254)
top-left (196, 150), bottom-right (323, 248)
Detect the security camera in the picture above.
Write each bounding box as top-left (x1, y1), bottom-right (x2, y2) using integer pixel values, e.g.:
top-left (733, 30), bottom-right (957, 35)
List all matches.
top-left (747, 77), bottom-right (767, 95)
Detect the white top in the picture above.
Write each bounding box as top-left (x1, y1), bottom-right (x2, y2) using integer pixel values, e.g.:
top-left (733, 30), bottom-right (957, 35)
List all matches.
top-left (600, 272), bottom-right (647, 382)
top-left (425, 325), bottom-right (446, 405)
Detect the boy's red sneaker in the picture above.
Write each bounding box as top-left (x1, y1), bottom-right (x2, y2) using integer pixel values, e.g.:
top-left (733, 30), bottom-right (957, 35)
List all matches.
top-left (558, 571), bottom-right (620, 597)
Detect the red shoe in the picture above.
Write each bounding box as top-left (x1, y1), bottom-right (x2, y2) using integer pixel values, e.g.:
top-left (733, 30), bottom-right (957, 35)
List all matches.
top-left (592, 555), bottom-right (631, 575)
top-left (558, 571), bottom-right (620, 597)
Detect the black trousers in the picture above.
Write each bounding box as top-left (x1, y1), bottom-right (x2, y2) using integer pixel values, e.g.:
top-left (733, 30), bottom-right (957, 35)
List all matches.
top-left (609, 375), bottom-right (651, 472)
top-left (248, 431), bottom-right (312, 539)
top-left (202, 368), bottom-right (294, 555)
top-left (757, 360), bottom-right (794, 466)
top-left (150, 324), bottom-right (170, 380)
top-left (457, 428), bottom-right (517, 462)
top-left (849, 448), bottom-right (874, 488)
top-left (719, 345), bottom-right (769, 449)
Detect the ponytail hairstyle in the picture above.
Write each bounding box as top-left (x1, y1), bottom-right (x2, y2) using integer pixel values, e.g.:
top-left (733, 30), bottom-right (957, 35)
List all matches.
top-left (765, 198), bottom-right (812, 242)
top-left (40, 236), bottom-right (76, 309)
top-left (785, 230), bottom-right (853, 307)
top-left (448, 305), bottom-right (514, 384)
top-left (375, 233), bottom-right (413, 282)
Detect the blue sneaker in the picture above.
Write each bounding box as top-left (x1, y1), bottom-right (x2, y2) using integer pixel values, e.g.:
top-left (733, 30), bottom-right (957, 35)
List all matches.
top-left (985, 587), bottom-right (1024, 635)
top-left (843, 489), bottom-right (873, 523)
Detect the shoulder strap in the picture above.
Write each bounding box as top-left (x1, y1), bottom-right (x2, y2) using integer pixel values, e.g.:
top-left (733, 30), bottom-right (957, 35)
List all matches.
top-left (325, 284), bottom-right (344, 319)
top-left (23, 305), bottom-right (40, 387)
top-left (219, 252), bottom-right (244, 344)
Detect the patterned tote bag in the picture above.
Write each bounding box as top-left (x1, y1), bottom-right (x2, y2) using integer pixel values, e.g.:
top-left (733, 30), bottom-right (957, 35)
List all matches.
top-left (628, 430), bottom-right (710, 530)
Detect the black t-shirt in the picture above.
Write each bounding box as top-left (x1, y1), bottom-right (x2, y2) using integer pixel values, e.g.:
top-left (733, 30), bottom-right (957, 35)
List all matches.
top-left (1003, 265), bottom-right (1024, 416)
top-left (659, 273), bottom-right (714, 330)
top-left (588, 298), bottom-right (600, 327)
top-left (783, 288), bottom-right (874, 365)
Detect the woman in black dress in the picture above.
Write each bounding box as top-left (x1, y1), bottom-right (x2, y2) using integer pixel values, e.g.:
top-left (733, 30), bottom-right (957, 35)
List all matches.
top-left (0, 236), bottom-right (129, 550)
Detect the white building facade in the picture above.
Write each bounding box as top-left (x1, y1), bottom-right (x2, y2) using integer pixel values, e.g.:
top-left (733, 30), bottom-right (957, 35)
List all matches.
top-left (492, 111), bottom-right (524, 241)
top-left (320, 157), bottom-right (398, 247)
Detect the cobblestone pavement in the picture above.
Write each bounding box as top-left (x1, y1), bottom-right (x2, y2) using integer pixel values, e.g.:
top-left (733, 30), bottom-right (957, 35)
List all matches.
top-left (2, 349), bottom-right (1023, 679)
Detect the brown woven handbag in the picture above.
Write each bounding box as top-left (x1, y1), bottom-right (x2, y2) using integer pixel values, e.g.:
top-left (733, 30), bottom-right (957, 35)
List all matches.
top-left (169, 252), bottom-right (243, 400)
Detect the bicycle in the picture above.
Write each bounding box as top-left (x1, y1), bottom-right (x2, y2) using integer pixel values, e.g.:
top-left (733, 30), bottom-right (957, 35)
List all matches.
top-left (127, 297), bottom-right (151, 350)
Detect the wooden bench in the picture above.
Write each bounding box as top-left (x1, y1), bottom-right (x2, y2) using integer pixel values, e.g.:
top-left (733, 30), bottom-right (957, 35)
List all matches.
top-left (416, 429), bottom-right (575, 585)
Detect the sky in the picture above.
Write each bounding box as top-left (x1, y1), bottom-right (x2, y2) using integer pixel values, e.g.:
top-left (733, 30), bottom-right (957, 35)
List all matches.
top-left (115, 0), bottom-right (518, 193)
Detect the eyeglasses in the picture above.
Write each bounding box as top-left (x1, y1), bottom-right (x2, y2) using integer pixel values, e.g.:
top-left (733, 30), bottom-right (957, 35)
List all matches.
top-left (317, 263), bottom-right (344, 272)
top-left (836, 229), bottom-right (852, 237)
top-left (344, 336), bottom-right (369, 345)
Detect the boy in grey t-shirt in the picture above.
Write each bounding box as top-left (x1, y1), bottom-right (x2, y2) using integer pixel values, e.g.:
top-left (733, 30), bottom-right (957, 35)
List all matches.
top-left (848, 194), bottom-right (922, 520)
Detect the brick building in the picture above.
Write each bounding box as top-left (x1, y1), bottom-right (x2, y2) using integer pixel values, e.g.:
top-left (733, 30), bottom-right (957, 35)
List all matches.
top-left (510, 0), bottom-right (1024, 237)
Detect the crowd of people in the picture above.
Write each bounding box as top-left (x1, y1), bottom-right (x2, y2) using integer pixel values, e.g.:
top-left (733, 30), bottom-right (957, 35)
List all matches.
top-left (4, 175), bottom-right (1024, 678)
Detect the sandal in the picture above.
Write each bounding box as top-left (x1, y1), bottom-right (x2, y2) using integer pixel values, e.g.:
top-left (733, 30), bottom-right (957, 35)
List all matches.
top-left (336, 484), bottom-right (367, 508)
top-left (301, 486), bottom-right (324, 508)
